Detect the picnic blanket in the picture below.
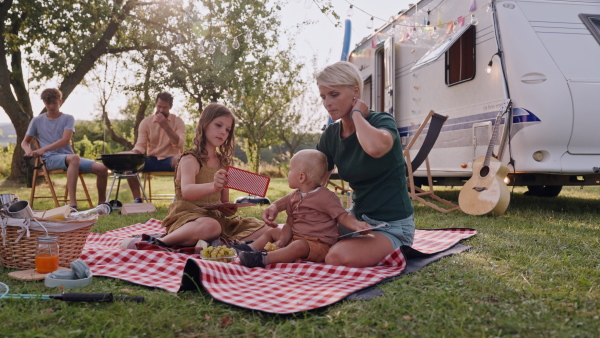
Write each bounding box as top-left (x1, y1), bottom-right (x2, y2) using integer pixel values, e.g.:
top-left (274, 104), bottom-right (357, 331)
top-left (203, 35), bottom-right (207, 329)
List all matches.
top-left (80, 219), bottom-right (477, 314)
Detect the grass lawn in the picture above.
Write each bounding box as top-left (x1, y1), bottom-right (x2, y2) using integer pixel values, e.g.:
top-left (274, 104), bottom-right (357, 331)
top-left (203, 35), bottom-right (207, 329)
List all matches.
top-left (0, 175), bottom-right (599, 337)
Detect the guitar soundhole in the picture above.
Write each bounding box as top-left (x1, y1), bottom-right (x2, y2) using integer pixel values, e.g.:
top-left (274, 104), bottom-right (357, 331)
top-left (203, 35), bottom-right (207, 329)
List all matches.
top-left (479, 166), bottom-right (490, 178)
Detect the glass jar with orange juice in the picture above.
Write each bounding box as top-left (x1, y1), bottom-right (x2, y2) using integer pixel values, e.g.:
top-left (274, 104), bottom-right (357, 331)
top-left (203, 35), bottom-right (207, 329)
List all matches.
top-left (35, 235), bottom-right (59, 274)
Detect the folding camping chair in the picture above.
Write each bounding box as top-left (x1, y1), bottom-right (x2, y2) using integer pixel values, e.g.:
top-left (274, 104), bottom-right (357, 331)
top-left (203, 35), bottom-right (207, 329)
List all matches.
top-left (142, 171), bottom-right (176, 202)
top-left (404, 110), bottom-right (459, 213)
top-left (29, 138), bottom-right (94, 209)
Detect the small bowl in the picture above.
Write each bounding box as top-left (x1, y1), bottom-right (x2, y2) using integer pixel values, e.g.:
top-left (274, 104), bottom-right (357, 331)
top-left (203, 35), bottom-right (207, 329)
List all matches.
top-left (200, 253), bottom-right (238, 263)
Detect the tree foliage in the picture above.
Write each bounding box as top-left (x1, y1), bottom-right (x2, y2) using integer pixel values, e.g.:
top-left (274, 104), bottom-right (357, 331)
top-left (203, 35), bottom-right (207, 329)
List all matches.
top-left (0, 0), bottom-right (169, 182)
top-left (228, 48), bottom-right (306, 173)
top-left (1, 0), bottom-right (310, 180)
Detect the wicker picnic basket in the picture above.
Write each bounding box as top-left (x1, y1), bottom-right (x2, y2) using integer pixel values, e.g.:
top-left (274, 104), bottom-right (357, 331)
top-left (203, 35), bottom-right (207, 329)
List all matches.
top-left (0, 216), bottom-right (95, 269)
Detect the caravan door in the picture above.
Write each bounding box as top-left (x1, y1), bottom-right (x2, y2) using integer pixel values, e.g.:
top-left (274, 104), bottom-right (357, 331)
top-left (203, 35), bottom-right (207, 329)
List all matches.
top-left (383, 36), bottom-right (395, 115)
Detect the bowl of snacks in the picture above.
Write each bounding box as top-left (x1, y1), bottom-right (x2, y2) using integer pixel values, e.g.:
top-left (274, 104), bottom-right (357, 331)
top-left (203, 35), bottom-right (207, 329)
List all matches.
top-left (200, 245), bottom-right (237, 263)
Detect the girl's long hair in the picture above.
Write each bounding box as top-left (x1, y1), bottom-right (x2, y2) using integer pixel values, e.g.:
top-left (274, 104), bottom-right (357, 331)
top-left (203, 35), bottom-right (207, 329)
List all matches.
top-left (191, 103), bottom-right (236, 168)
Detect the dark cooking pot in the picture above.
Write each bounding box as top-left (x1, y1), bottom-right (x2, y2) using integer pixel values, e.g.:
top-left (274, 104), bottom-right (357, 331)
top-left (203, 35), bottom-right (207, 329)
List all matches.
top-left (98, 153), bottom-right (146, 173)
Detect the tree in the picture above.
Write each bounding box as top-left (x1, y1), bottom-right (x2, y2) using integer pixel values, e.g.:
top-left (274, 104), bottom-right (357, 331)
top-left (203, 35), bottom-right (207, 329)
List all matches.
top-left (275, 88), bottom-right (323, 157)
top-left (0, 0), bottom-right (171, 182)
top-left (159, 0), bottom-right (281, 114)
top-left (229, 49), bottom-right (305, 173)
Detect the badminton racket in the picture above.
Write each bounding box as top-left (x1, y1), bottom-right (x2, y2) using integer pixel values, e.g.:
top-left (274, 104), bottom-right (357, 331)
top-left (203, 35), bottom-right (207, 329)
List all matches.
top-left (0, 282), bottom-right (144, 303)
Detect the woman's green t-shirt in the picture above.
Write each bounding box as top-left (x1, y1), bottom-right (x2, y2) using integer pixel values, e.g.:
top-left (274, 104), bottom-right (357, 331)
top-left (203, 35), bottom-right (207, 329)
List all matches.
top-left (317, 112), bottom-right (414, 221)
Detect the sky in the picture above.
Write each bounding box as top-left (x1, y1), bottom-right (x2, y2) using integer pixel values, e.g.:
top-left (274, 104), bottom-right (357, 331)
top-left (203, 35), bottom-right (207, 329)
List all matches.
top-left (0, 0), bottom-right (413, 125)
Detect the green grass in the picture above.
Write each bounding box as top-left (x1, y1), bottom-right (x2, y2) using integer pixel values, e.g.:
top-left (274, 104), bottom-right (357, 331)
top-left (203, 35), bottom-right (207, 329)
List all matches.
top-left (1, 177), bottom-right (599, 337)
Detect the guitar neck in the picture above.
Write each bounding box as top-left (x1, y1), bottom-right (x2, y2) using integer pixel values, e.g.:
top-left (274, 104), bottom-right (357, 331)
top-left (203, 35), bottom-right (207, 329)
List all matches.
top-left (483, 115), bottom-right (502, 167)
top-left (483, 102), bottom-right (510, 167)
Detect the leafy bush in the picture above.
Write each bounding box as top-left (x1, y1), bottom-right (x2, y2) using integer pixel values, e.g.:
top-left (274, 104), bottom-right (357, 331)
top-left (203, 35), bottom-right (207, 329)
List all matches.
top-left (0, 144), bottom-right (14, 178)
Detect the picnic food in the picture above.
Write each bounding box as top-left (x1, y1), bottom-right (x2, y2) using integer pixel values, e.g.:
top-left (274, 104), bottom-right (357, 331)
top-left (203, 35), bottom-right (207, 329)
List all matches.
top-left (201, 245), bottom-right (237, 262)
top-left (264, 242), bottom-right (278, 251)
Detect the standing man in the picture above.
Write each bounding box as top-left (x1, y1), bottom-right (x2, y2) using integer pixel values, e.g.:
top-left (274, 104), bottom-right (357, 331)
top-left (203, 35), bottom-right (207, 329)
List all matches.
top-left (22, 88), bottom-right (108, 209)
top-left (127, 91), bottom-right (186, 202)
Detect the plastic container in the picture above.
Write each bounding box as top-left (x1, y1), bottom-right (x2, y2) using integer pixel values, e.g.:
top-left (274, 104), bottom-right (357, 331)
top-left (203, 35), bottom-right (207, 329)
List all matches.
top-left (35, 235), bottom-right (59, 274)
top-left (200, 253), bottom-right (237, 263)
top-left (200, 246), bottom-right (238, 263)
top-left (66, 203), bottom-right (112, 220)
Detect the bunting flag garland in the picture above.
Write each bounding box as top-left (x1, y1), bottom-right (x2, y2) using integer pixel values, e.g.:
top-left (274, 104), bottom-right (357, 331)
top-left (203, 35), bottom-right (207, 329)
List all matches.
top-left (343, 0), bottom-right (491, 50)
top-left (469, 0), bottom-right (478, 12)
top-left (446, 21), bottom-right (455, 35)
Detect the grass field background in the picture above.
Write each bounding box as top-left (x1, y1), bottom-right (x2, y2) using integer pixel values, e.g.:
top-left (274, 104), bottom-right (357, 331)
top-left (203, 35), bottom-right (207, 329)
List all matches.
top-left (0, 175), bottom-right (598, 336)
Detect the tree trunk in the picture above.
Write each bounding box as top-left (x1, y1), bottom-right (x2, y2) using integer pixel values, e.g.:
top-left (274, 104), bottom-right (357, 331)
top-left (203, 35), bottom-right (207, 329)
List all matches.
top-left (58, 0), bottom-right (135, 103)
top-left (246, 141), bottom-right (261, 174)
top-left (102, 111), bottom-right (133, 149)
top-left (1, 0), bottom-right (138, 182)
top-left (0, 0), bottom-right (33, 183)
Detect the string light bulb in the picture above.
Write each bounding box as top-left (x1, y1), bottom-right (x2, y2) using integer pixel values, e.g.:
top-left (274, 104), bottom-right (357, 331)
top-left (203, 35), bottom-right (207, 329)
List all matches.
top-left (232, 36), bottom-right (240, 49)
top-left (207, 42), bottom-right (216, 54)
top-left (431, 26), bottom-right (439, 39)
top-left (220, 40), bottom-right (228, 54)
top-left (486, 59), bottom-right (493, 73)
top-left (259, 23), bottom-right (267, 33)
top-left (244, 32), bottom-right (252, 43)
top-left (470, 14), bottom-right (479, 25)
top-left (366, 17), bottom-right (374, 29)
top-left (347, 5), bottom-right (354, 17)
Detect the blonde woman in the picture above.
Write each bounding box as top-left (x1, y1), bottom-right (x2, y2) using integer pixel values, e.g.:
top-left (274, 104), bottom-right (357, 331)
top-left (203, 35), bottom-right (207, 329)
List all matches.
top-left (263, 61), bottom-right (415, 267)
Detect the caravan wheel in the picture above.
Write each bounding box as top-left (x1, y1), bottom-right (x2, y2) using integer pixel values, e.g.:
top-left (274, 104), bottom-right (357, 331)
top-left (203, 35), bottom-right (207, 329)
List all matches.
top-left (525, 185), bottom-right (563, 197)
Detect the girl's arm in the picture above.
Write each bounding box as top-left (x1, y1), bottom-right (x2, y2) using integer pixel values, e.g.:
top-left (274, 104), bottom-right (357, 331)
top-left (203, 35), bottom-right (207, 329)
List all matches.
top-left (179, 155), bottom-right (223, 201)
top-left (218, 187), bottom-right (238, 217)
top-left (351, 99), bottom-right (394, 158)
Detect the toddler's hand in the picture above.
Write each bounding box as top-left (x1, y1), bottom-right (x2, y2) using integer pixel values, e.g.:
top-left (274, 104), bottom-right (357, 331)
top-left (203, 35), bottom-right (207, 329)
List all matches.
top-left (261, 205), bottom-right (279, 228)
top-left (354, 221), bottom-right (372, 235)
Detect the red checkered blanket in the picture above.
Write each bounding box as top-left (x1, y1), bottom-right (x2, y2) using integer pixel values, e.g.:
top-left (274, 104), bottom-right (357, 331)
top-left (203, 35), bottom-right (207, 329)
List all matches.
top-left (81, 219), bottom-right (477, 314)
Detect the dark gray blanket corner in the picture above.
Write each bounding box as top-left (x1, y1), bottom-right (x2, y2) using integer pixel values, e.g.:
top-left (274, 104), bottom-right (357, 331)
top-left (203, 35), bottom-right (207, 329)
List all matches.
top-left (344, 244), bottom-right (472, 301)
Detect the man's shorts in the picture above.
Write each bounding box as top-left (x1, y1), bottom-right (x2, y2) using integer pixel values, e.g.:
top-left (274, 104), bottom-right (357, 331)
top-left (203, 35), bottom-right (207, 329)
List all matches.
top-left (292, 235), bottom-right (332, 263)
top-left (142, 156), bottom-right (175, 172)
top-left (44, 154), bottom-right (95, 173)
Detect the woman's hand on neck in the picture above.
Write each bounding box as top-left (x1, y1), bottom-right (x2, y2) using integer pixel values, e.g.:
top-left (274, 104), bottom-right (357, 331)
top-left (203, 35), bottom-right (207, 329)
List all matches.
top-left (340, 99), bottom-right (369, 138)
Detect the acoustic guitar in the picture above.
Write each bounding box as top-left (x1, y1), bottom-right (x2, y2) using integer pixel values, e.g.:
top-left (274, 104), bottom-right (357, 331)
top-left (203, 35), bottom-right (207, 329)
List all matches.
top-left (458, 102), bottom-right (511, 216)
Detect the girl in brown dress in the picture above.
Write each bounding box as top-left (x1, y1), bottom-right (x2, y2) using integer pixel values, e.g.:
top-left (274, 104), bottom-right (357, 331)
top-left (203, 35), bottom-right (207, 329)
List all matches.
top-left (158, 103), bottom-right (266, 247)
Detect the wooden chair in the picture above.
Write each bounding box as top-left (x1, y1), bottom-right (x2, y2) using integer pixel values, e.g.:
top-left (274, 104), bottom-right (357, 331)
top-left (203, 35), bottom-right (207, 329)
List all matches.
top-left (404, 110), bottom-right (459, 213)
top-left (327, 172), bottom-right (353, 209)
top-left (142, 171), bottom-right (175, 202)
top-left (29, 138), bottom-right (93, 209)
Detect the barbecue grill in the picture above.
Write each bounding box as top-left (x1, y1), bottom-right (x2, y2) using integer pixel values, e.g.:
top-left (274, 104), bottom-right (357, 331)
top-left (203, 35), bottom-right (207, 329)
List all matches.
top-left (97, 153), bottom-right (149, 208)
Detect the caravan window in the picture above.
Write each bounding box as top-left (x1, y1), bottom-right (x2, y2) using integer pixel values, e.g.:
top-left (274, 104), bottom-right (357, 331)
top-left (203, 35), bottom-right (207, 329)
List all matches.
top-left (445, 25), bottom-right (476, 86)
top-left (580, 14), bottom-right (600, 45)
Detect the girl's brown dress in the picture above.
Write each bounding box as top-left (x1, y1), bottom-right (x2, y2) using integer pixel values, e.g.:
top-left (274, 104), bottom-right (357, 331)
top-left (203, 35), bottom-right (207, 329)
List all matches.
top-left (161, 152), bottom-right (264, 241)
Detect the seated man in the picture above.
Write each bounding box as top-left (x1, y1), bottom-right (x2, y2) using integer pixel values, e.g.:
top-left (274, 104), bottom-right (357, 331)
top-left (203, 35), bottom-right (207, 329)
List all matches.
top-left (126, 91), bottom-right (186, 203)
top-left (22, 88), bottom-right (108, 209)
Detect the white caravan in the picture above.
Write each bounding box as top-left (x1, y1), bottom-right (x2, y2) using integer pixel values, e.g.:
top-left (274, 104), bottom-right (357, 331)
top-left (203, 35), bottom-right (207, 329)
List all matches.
top-left (348, 0), bottom-right (600, 196)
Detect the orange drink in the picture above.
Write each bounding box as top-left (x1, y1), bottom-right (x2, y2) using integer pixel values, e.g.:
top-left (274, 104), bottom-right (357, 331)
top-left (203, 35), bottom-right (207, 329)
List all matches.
top-left (35, 254), bottom-right (59, 274)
